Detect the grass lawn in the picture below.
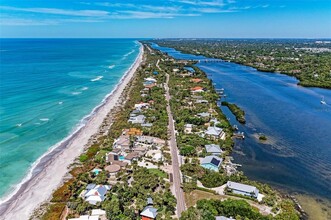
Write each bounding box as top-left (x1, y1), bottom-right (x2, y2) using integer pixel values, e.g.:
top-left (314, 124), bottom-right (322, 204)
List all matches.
top-left (149, 168), bottom-right (168, 179)
top-left (185, 189), bottom-right (224, 207)
top-left (95, 149), bottom-right (109, 161)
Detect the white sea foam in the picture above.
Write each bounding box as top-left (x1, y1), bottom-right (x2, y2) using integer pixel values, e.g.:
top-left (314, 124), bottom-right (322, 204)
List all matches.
top-left (108, 65), bottom-right (115, 69)
top-left (16, 123), bottom-right (22, 127)
top-left (72, 92), bottom-right (82, 95)
top-left (39, 118), bottom-right (49, 122)
top-left (81, 87), bottom-right (89, 91)
top-left (122, 49), bottom-right (135, 60)
top-left (90, 76), bottom-right (103, 82)
top-left (58, 101), bottom-right (63, 105)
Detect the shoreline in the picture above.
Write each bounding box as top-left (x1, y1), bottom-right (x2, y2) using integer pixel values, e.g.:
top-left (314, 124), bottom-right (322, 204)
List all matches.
top-left (0, 44), bottom-right (144, 220)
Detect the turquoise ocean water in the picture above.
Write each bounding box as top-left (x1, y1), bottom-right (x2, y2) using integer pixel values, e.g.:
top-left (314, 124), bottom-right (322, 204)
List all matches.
top-left (0, 39), bottom-right (140, 198)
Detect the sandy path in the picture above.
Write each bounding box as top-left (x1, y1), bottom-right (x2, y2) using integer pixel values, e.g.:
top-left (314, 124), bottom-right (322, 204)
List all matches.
top-left (0, 45), bottom-right (144, 220)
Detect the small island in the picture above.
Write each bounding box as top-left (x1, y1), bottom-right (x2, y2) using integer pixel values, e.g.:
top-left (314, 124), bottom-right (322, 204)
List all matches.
top-left (259, 134), bottom-right (268, 141)
top-left (221, 101), bottom-right (246, 124)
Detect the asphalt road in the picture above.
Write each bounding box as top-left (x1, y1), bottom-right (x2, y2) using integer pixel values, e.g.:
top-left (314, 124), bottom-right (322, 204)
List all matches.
top-left (165, 73), bottom-right (186, 218)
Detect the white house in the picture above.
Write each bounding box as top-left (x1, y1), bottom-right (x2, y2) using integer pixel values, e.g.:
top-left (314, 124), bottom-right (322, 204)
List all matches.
top-left (197, 112), bottom-right (210, 118)
top-left (226, 181), bottom-right (259, 199)
top-left (84, 184), bottom-right (111, 205)
top-left (140, 206), bottom-right (158, 219)
top-left (205, 144), bottom-right (223, 155)
top-left (205, 126), bottom-right (226, 140)
top-left (134, 102), bottom-right (150, 110)
top-left (128, 115), bottom-right (146, 124)
top-left (144, 77), bottom-right (157, 83)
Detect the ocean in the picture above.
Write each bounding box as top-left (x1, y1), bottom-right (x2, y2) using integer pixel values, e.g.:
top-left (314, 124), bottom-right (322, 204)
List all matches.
top-left (0, 39), bottom-right (140, 199)
top-left (152, 43), bottom-right (331, 201)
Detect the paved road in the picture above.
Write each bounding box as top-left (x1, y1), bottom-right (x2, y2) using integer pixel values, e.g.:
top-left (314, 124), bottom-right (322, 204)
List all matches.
top-left (164, 73), bottom-right (186, 217)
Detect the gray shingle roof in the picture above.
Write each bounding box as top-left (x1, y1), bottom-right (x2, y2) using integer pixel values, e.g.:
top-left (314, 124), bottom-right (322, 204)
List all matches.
top-left (205, 126), bottom-right (223, 136)
top-left (205, 144), bottom-right (222, 153)
top-left (140, 206), bottom-right (158, 218)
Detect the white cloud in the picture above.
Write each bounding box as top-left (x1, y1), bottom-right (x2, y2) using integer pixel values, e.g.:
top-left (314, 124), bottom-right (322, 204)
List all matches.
top-left (116, 10), bottom-right (200, 19)
top-left (0, 6), bottom-right (110, 17)
top-left (179, 0), bottom-right (225, 6)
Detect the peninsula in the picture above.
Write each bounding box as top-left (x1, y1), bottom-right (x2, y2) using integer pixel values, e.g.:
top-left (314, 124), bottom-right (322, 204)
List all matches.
top-left (8, 43), bottom-right (301, 220)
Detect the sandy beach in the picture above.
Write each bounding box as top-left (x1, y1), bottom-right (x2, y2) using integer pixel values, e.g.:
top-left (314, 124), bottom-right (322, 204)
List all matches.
top-left (0, 44), bottom-right (144, 220)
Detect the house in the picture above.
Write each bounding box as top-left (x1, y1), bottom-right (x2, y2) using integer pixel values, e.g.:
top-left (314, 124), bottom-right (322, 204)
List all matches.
top-left (134, 102), bottom-right (150, 110)
top-left (141, 123), bottom-right (153, 128)
top-left (128, 115), bottom-right (146, 124)
top-left (197, 112), bottom-right (210, 118)
top-left (191, 86), bottom-right (205, 93)
top-left (105, 164), bottom-right (121, 176)
top-left (205, 126), bottom-right (226, 140)
top-left (226, 181), bottom-right (259, 199)
top-left (205, 144), bottom-right (223, 155)
top-left (106, 149), bottom-right (128, 167)
top-left (135, 136), bottom-right (166, 147)
top-left (190, 78), bottom-right (202, 83)
top-left (146, 150), bottom-right (163, 162)
top-left (215, 216), bottom-right (235, 220)
top-left (144, 83), bottom-right (156, 89)
top-left (84, 185), bottom-right (111, 205)
top-left (210, 118), bottom-right (220, 125)
top-left (184, 124), bottom-right (193, 134)
top-left (140, 206), bottom-right (158, 220)
top-left (196, 99), bottom-right (209, 104)
top-left (113, 135), bottom-right (131, 151)
top-left (201, 155), bottom-right (223, 171)
top-left (123, 128), bottom-right (143, 136)
top-left (144, 77), bottom-right (157, 83)
top-left (124, 152), bottom-right (141, 164)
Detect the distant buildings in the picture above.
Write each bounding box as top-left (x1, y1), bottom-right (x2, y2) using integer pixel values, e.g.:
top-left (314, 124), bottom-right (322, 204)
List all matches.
top-left (226, 181), bottom-right (259, 199)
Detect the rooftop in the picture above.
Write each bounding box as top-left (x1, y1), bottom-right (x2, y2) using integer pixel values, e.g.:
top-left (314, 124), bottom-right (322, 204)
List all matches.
top-left (140, 206), bottom-right (158, 219)
top-left (105, 164), bottom-right (121, 173)
top-left (227, 181), bottom-right (258, 194)
top-left (201, 155), bottom-right (223, 167)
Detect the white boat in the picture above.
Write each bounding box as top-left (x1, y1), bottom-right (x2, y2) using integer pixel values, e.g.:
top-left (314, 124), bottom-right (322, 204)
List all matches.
top-left (321, 96), bottom-right (326, 105)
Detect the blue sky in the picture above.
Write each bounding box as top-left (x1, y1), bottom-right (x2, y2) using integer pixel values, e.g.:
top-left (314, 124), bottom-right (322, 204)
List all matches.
top-left (0, 0), bottom-right (330, 38)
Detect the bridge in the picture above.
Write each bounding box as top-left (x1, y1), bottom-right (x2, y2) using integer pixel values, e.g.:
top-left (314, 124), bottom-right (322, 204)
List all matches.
top-left (197, 59), bottom-right (225, 63)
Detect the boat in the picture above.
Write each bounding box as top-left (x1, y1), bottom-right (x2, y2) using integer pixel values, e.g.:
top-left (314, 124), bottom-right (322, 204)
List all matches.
top-left (233, 125), bottom-right (238, 131)
top-left (321, 96), bottom-right (327, 105)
